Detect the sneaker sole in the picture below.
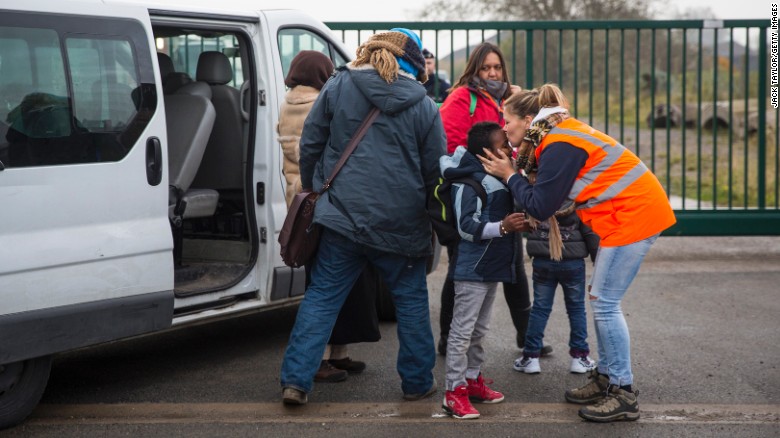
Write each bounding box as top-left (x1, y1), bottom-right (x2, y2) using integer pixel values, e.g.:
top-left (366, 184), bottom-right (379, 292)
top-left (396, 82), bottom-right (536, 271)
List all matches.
top-left (282, 397), bottom-right (307, 405)
top-left (512, 366), bottom-right (540, 374)
top-left (469, 395), bottom-right (505, 404)
top-left (578, 409), bottom-right (640, 422)
top-left (570, 367), bottom-right (596, 374)
top-left (442, 405), bottom-right (480, 419)
top-left (282, 393), bottom-right (307, 405)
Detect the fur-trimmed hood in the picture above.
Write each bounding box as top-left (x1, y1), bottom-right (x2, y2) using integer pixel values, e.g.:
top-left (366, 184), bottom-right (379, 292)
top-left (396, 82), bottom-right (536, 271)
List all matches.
top-left (284, 85), bottom-right (319, 106)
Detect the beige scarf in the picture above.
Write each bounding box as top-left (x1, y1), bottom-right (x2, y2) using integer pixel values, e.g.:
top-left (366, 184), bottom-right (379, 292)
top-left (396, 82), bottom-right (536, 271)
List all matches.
top-left (515, 111), bottom-right (575, 261)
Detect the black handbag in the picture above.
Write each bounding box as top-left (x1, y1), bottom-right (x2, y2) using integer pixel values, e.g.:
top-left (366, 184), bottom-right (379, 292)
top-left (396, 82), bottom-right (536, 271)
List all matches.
top-left (278, 107), bottom-right (380, 268)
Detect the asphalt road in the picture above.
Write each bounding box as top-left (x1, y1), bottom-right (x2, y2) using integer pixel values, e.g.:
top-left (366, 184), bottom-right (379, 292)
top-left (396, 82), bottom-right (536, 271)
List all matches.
top-left (4, 236), bottom-right (780, 437)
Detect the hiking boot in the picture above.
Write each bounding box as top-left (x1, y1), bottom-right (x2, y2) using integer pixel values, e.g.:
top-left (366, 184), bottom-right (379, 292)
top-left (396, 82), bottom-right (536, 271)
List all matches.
top-left (578, 386), bottom-right (640, 422)
top-left (442, 385), bottom-right (480, 419)
top-left (570, 356), bottom-right (597, 374)
top-left (466, 374), bottom-right (505, 404)
top-left (403, 377), bottom-right (437, 401)
top-left (282, 387), bottom-right (307, 405)
top-left (328, 357), bottom-right (366, 374)
top-left (314, 360), bottom-right (348, 382)
top-left (512, 356), bottom-right (541, 374)
top-left (564, 369), bottom-right (609, 404)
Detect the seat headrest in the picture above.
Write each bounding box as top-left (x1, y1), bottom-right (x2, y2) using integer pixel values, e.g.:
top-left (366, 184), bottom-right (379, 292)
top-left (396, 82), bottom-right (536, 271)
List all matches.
top-left (157, 52), bottom-right (175, 79)
top-left (196, 51), bottom-right (233, 86)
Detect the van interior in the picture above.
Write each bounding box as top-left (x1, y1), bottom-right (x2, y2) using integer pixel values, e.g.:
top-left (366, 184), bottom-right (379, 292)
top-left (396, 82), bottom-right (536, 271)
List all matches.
top-left (153, 25), bottom-right (257, 301)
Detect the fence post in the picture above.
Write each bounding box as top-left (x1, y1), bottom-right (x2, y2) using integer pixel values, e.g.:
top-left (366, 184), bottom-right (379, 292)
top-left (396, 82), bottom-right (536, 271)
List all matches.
top-left (758, 26), bottom-right (768, 209)
top-left (525, 29), bottom-right (534, 88)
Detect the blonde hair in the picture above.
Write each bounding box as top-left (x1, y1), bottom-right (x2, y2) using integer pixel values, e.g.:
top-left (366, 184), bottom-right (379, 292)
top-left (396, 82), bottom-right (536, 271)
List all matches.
top-left (504, 83), bottom-right (570, 117)
top-left (353, 33), bottom-right (406, 83)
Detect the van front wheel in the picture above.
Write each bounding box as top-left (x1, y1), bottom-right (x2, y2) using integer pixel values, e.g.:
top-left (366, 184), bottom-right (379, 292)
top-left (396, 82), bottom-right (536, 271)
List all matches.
top-left (0, 356), bottom-right (52, 430)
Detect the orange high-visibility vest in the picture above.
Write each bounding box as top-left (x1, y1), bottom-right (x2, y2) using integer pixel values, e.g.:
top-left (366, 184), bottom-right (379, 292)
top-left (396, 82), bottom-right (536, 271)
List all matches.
top-left (536, 118), bottom-right (676, 247)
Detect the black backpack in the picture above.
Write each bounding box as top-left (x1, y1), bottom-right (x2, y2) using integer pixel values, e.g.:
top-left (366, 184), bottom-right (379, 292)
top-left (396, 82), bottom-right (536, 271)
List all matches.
top-left (428, 176), bottom-right (488, 246)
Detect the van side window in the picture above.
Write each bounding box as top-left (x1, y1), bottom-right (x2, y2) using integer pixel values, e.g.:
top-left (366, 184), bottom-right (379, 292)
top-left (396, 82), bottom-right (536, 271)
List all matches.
top-left (0, 13), bottom-right (155, 169)
top-left (277, 28), bottom-right (348, 82)
top-left (67, 37), bottom-right (140, 132)
top-left (159, 34), bottom-right (244, 88)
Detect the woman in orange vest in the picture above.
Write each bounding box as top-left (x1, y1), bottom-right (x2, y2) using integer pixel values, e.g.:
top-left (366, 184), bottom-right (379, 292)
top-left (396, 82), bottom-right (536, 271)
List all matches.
top-left (480, 83), bottom-right (676, 423)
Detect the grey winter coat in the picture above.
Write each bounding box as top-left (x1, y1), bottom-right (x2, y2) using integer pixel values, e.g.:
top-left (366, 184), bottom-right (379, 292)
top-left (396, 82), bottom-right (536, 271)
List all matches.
top-left (299, 65), bottom-right (446, 257)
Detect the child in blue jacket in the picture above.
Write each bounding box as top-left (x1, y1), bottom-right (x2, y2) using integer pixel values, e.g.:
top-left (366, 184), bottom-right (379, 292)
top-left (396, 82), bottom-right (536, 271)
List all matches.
top-left (438, 122), bottom-right (526, 419)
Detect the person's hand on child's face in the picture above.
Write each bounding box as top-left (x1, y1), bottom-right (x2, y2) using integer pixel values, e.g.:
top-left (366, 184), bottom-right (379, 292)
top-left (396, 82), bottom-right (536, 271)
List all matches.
top-left (479, 147), bottom-right (515, 182)
top-left (489, 130), bottom-right (513, 160)
top-left (502, 212), bottom-right (529, 233)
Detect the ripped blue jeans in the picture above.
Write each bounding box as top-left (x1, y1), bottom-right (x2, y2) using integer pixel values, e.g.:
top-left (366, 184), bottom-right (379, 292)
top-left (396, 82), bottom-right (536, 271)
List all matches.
top-left (588, 234), bottom-right (658, 386)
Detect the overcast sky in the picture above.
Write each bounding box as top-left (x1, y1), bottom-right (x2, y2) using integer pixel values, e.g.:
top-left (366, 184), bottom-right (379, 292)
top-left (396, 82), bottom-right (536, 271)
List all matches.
top-left (146, 0), bottom-right (772, 22)
top-left (273, 0), bottom-right (769, 22)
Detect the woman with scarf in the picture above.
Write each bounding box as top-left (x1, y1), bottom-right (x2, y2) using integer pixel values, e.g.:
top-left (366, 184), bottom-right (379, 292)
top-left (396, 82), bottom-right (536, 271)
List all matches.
top-left (479, 83), bottom-right (676, 423)
top-left (436, 42), bottom-right (547, 360)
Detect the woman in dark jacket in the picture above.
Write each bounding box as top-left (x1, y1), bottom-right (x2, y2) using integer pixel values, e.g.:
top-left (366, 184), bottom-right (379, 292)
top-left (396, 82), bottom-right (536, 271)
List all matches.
top-left (280, 28), bottom-right (446, 406)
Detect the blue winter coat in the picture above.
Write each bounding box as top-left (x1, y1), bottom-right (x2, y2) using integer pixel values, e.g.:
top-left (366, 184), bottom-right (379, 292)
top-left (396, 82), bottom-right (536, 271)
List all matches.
top-left (440, 147), bottom-right (516, 282)
top-left (299, 65), bottom-right (446, 257)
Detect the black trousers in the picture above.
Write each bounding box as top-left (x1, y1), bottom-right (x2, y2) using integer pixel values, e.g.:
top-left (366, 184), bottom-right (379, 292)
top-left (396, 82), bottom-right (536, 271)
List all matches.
top-left (439, 237), bottom-right (531, 346)
top-left (304, 262), bottom-right (381, 345)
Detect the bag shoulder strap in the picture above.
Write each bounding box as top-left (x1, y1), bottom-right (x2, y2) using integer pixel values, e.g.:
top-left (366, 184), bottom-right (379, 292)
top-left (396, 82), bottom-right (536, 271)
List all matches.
top-left (320, 106), bottom-right (381, 193)
top-left (450, 177), bottom-right (487, 204)
top-left (469, 91), bottom-right (477, 117)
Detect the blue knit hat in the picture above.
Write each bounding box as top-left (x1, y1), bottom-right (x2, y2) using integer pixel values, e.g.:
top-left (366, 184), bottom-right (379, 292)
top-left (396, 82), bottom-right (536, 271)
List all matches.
top-left (390, 28), bottom-right (424, 80)
top-left (354, 29), bottom-right (428, 83)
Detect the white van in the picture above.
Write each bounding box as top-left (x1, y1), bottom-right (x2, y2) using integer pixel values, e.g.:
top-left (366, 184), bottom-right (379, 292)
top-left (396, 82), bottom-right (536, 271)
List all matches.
top-left (0, 0), bottom-right (424, 428)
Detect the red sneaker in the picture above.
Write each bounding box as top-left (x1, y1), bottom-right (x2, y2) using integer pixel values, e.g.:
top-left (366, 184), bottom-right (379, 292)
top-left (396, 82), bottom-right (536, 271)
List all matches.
top-left (443, 385), bottom-right (480, 419)
top-left (466, 374), bottom-right (505, 404)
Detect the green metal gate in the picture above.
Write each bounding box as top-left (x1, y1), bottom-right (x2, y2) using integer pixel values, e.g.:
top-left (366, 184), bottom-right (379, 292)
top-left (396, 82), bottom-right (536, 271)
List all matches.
top-left (327, 20), bottom-right (779, 235)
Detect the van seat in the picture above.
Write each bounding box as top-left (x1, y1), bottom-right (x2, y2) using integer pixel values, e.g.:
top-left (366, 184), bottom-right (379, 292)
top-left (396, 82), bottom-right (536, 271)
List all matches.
top-left (157, 52), bottom-right (193, 95)
top-left (191, 51), bottom-right (245, 190)
top-left (164, 93), bottom-right (218, 220)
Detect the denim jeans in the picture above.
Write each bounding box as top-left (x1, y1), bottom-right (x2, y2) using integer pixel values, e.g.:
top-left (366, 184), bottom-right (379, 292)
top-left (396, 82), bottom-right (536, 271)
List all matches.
top-left (445, 281), bottom-right (498, 390)
top-left (280, 228), bottom-right (435, 395)
top-left (524, 258), bottom-right (589, 357)
top-left (589, 234), bottom-right (659, 386)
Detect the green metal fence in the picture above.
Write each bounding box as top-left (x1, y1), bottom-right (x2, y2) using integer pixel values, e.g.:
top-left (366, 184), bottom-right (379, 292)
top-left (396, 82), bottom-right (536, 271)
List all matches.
top-left (327, 20), bottom-right (779, 235)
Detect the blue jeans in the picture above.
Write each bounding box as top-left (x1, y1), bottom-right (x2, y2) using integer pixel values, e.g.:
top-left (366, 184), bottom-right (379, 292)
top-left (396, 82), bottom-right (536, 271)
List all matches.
top-left (280, 228), bottom-right (435, 395)
top-left (589, 234), bottom-right (659, 386)
top-left (524, 258), bottom-right (589, 357)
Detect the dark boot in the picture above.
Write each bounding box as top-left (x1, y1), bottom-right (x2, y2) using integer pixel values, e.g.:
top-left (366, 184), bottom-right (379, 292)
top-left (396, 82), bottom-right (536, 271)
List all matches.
top-left (328, 357), bottom-right (366, 374)
top-left (314, 360), bottom-right (348, 382)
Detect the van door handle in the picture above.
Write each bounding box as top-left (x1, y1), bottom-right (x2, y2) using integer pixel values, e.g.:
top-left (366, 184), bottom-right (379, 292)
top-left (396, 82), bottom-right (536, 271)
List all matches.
top-left (146, 137), bottom-right (162, 186)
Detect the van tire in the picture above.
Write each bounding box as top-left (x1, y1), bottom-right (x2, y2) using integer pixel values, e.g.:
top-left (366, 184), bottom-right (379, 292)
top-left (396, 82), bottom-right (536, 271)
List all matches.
top-left (0, 356), bottom-right (52, 430)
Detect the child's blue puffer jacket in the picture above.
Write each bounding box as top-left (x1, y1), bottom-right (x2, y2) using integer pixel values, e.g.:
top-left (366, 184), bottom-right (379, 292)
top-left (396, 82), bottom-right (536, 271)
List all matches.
top-left (439, 147), bottom-right (517, 282)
